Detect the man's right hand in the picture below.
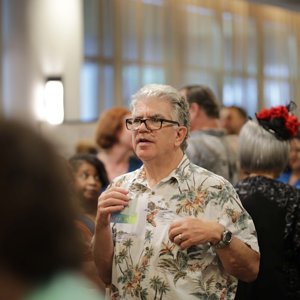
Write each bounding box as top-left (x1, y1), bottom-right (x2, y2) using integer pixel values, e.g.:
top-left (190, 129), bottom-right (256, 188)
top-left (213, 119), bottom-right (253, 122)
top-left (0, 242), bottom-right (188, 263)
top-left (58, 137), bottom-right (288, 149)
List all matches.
top-left (96, 187), bottom-right (129, 227)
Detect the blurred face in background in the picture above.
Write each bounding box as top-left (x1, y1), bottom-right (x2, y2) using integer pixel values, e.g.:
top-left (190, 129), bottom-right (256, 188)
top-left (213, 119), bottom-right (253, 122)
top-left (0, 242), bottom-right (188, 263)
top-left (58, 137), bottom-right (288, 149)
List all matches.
top-left (118, 114), bottom-right (134, 150)
top-left (289, 138), bottom-right (300, 172)
top-left (220, 107), bottom-right (246, 135)
top-left (74, 162), bottom-right (102, 203)
top-left (179, 88), bottom-right (197, 132)
top-left (220, 107), bottom-right (231, 132)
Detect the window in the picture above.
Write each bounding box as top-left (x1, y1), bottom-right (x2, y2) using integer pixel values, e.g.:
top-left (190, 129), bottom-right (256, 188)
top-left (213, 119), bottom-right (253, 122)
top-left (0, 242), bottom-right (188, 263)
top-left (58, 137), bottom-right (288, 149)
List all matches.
top-left (82, 0), bottom-right (300, 121)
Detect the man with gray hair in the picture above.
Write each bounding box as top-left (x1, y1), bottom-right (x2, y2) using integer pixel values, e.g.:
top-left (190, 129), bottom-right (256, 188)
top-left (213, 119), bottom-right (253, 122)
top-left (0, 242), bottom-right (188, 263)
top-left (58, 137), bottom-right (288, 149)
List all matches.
top-left (94, 84), bottom-right (259, 299)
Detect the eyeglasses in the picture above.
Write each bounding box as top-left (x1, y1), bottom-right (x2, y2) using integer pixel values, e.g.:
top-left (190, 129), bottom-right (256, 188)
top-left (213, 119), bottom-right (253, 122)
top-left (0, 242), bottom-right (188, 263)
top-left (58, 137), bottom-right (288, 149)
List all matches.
top-left (125, 117), bottom-right (180, 131)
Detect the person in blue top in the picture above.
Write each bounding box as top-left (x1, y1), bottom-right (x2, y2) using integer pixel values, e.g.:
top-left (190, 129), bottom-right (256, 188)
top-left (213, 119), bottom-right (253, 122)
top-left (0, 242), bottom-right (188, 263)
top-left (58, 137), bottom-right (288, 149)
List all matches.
top-left (277, 131), bottom-right (300, 188)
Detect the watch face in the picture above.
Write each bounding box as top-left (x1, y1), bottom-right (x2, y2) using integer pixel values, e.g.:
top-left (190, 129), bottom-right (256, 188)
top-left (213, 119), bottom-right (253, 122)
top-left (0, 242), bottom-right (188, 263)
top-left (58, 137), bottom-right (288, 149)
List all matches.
top-left (212, 229), bottom-right (232, 249)
top-left (223, 230), bottom-right (232, 243)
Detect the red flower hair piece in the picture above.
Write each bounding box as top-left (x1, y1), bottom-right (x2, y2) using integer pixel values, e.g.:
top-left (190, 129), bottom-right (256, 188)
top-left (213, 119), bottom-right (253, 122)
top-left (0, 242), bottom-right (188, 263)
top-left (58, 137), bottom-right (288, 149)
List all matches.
top-left (256, 102), bottom-right (300, 140)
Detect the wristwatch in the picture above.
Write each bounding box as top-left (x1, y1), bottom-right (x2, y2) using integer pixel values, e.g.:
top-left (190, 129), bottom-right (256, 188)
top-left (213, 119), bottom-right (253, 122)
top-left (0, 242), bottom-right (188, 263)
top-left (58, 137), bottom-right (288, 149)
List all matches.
top-left (213, 229), bottom-right (232, 249)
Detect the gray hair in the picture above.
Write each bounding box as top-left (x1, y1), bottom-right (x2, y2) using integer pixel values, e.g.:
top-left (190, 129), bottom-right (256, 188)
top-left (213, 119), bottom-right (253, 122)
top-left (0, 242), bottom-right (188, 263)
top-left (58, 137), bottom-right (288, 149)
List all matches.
top-left (238, 120), bottom-right (289, 174)
top-left (130, 84), bottom-right (190, 151)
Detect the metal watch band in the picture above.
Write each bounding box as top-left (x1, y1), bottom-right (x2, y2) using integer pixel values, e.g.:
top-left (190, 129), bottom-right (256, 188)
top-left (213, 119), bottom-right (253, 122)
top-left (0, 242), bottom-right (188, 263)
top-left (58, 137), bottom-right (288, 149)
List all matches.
top-left (213, 229), bottom-right (232, 249)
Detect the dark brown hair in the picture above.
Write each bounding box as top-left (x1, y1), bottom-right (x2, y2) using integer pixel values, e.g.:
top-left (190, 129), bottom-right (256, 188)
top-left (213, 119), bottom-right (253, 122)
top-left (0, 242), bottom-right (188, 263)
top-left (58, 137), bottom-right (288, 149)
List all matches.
top-left (0, 118), bottom-right (82, 283)
top-left (181, 84), bottom-right (220, 118)
top-left (229, 105), bottom-right (248, 121)
top-left (69, 153), bottom-right (110, 188)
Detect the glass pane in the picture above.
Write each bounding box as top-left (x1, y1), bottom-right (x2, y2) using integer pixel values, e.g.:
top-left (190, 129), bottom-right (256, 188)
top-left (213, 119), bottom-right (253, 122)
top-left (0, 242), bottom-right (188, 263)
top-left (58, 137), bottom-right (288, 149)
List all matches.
top-left (143, 66), bottom-right (165, 84)
top-left (102, 0), bottom-right (114, 58)
top-left (234, 15), bottom-right (245, 72)
top-left (223, 13), bottom-right (257, 74)
top-left (184, 5), bottom-right (221, 68)
top-left (84, 0), bottom-right (113, 58)
top-left (143, 2), bottom-right (165, 63)
top-left (102, 65), bottom-right (114, 109)
top-left (84, 0), bottom-right (100, 56)
top-left (247, 18), bottom-right (257, 74)
top-left (80, 63), bottom-right (99, 121)
top-left (287, 34), bottom-right (298, 78)
top-left (223, 77), bottom-right (257, 117)
top-left (263, 22), bottom-right (290, 78)
top-left (80, 63), bottom-right (114, 121)
top-left (181, 70), bottom-right (217, 93)
top-left (123, 65), bottom-right (141, 107)
top-left (264, 80), bottom-right (291, 108)
top-left (121, 1), bottom-right (139, 60)
top-left (223, 12), bottom-right (233, 71)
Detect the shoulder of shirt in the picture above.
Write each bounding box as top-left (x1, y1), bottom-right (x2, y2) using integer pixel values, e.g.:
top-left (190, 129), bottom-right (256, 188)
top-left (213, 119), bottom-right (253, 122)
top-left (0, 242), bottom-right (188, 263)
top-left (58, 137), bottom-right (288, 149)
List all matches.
top-left (180, 158), bottom-right (231, 188)
top-left (189, 131), bottom-right (226, 144)
top-left (111, 166), bottom-right (142, 185)
top-left (190, 128), bottom-right (225, 137)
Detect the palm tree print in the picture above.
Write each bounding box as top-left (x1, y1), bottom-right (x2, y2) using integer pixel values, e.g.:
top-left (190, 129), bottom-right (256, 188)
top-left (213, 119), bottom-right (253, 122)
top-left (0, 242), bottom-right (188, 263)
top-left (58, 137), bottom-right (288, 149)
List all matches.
top-left (110, 156), bottom-right (256, 299)
top-left (159, 241), bottom-right (175, 257)
top-left (171, 189), bottom-right (206, 216)
top-left (150, 276), bottom-right (170, 300)
top-left (158, 249), bottom-right (189, 285)
top-left (116, 236), bottom-right (155, 298)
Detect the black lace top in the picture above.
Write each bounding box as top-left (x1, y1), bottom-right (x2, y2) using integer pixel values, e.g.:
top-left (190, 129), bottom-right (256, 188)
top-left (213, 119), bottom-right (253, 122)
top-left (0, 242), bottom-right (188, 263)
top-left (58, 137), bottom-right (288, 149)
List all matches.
top-left (234, 176), bottom-right (300, 300)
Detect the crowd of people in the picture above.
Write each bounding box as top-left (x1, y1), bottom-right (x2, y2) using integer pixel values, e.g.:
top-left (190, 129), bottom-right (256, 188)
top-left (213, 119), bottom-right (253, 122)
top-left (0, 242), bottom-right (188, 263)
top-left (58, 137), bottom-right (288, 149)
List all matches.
top-left (1, 82), bottom-right (300, 300)
top-left (94, 84), bottom-right (259, 300)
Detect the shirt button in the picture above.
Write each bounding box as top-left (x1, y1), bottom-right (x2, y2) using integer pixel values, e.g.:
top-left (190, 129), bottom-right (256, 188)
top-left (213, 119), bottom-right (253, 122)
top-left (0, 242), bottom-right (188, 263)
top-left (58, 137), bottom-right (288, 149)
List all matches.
top-left (151, 191), bottom-right (155, 195)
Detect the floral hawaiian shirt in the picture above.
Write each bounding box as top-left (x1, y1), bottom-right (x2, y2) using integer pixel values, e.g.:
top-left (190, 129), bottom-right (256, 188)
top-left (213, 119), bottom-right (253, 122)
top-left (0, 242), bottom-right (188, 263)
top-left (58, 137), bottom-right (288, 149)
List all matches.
top-left (109, 155), bottom-right (259, 300)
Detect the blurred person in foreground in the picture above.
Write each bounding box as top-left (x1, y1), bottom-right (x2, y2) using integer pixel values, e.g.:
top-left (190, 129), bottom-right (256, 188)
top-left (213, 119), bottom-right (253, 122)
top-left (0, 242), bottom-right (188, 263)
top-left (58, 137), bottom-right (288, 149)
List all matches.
top-left (0, 118), bottom-right (104, 300)
top-left (95, 107), bottom-right (142, 181)
top-left (180, 84), bottom-right (238, 184)
top-left (94, 84), bottom-right (259, 299)
top-left (277, 131), bottom-right (300, 188)
top-left (69, 153), bottom-right (109, 293)
top-left (234, 103), bottom-right (300, 300)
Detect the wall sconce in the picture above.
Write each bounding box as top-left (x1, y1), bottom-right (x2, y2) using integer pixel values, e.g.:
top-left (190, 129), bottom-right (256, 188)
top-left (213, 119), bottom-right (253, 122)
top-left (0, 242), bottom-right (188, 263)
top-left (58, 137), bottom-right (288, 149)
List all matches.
top-left (44, 77), bottom-right (64, 125)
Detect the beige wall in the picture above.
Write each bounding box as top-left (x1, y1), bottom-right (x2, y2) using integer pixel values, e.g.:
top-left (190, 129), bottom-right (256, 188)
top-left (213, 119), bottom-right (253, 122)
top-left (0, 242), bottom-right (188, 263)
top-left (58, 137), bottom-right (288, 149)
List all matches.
top-left (1, 0), bottom-right (83, 122)
top-left (1, 0), bottom-right (90, 159)
top-left (40, 122), bottom-right (98, 158)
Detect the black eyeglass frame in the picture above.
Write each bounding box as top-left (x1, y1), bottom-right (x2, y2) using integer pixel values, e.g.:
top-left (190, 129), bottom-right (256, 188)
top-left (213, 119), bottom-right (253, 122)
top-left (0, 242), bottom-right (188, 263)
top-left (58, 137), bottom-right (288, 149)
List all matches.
top-left (125, 117), bottom-right (180, 131)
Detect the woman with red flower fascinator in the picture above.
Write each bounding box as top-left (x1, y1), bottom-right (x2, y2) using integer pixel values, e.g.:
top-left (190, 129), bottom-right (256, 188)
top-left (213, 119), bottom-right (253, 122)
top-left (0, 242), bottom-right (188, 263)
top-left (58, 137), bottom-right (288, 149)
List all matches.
top-left (234, 102), bottom-right (300, 300)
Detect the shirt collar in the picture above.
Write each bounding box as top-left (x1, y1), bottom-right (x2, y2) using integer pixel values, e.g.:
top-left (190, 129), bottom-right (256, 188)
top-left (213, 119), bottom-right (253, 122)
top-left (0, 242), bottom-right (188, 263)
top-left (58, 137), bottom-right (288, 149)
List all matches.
top-left (132, 154), bottom-right (191, 188)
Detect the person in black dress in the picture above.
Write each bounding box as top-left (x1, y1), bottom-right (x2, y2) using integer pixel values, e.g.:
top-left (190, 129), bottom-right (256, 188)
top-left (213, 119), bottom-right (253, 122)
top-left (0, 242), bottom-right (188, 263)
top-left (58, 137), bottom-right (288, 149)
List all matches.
top-left (234, 103), bottom-right (300, 300)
